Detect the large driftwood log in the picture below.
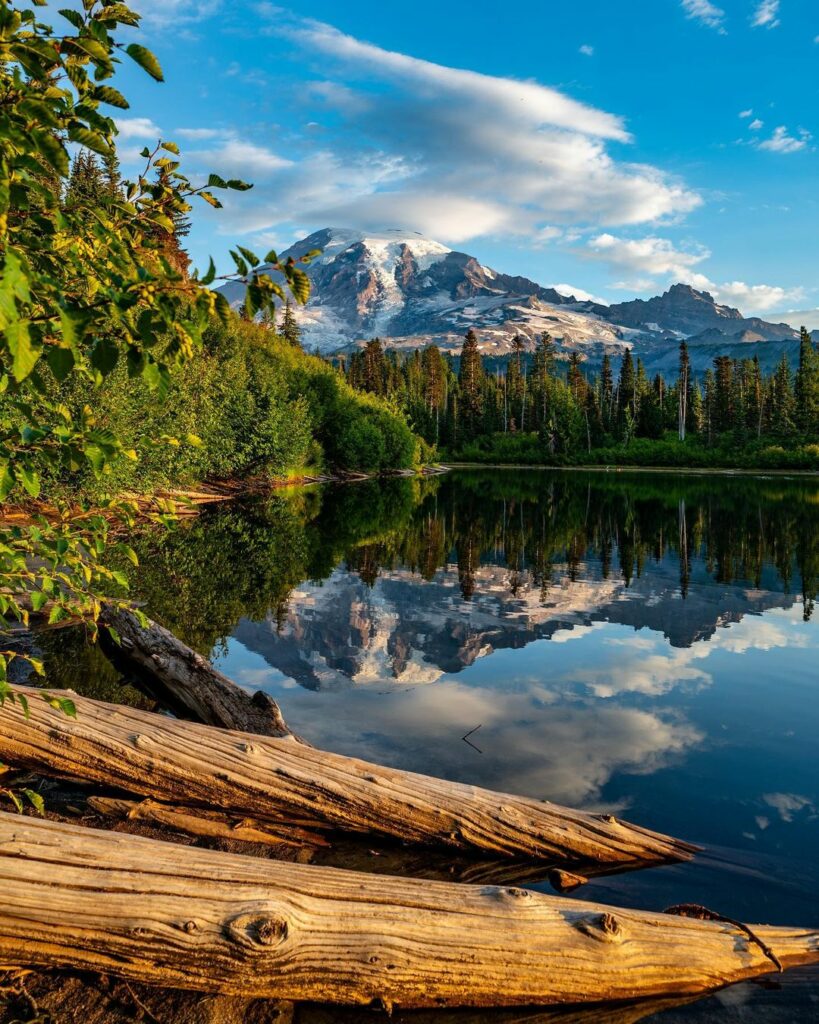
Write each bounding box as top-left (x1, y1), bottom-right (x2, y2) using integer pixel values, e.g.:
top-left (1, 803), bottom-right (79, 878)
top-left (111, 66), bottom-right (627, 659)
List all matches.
top-left (1, 686), bottom-right (697, 869)
top-left (1, 814), bottom-right (816, 1008)
top-left (100, 606), bottom-right (294, 737)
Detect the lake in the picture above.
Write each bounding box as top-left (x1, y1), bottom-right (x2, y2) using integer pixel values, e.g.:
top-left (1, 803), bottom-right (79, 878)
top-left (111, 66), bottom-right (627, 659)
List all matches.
top-left (41, 468), bottom-right (819, 1021)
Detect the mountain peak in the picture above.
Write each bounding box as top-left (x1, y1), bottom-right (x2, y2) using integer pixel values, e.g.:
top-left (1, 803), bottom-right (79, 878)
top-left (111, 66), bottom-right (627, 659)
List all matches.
top-left (217, 228), bottom-right (799, 363)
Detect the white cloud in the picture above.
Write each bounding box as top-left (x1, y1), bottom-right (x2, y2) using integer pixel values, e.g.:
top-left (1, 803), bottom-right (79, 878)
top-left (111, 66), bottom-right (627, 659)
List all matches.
top-left (176, 127), bottom-right (222, 140)
top-left (715, 281), bottom-right (805, 313)
top-left (189, 138), bottom-right (294, 176)
top-left (767, 308), bottom-right (819, 331)
top-left (758, 125), bottom-right (811, 153)
top-left (762, 793), bottom-right (812, 822)
top-left (586, 233), bottom-right (710, 278)
top-left (114, 116), bottom-right (161, 139)
top-left (552, 283), bottom-right (608, 304)
top-left (130, 0), bottom-right (221, 26)
top-left (751, 0), bottom-right (780, 28)
top-left (579, 44), bottom-right (595, 57)
top-left (280, 15), bottom-right (628, 140)
top-left (585, 233), bottom-right (804, 313)
top-left (681, 0), bottom-right (727, 33)
top-left (217, 11), bottom-right (702, 244)
top-left (749, 118), bottom-right (764, 131)
top-left (739, 109), bottom-right (754, 118)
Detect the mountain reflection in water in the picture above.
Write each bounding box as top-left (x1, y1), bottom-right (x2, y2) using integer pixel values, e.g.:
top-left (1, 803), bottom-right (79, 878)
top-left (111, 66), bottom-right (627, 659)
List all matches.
top-left (38, 469), bottom-right (819, 1022)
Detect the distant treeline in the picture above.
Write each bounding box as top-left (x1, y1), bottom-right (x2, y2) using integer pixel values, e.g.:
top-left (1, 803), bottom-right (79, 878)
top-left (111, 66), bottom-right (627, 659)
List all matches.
top-left (338, 329), bottom-right (819, 468)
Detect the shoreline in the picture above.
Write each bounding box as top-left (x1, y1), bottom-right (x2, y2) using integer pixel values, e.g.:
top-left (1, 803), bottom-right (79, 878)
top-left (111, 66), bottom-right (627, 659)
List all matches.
top-left (442, 462), bottom-right (819, 478)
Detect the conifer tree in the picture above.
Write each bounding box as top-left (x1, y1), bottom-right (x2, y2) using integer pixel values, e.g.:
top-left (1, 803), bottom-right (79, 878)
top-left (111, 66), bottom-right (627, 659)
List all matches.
top-left (279, 299), bottom-right (302, 348)
top-left (795, 326), bottom-right (819, 435)
top-left (617, 349), bottom-right (636, 437)
top-left (772, 353), bottom-right (796, 435)
top-left (458, 329), bottom-right (485, 439)
top-left (677, 342), bottom-right (691, 441)
top-left (600, 354), bottom-right (614, 433)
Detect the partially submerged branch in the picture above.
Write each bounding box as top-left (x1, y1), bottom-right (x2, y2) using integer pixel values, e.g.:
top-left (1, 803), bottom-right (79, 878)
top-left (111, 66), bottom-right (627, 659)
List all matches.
top-left (99, 606), bottom-right (294, 738)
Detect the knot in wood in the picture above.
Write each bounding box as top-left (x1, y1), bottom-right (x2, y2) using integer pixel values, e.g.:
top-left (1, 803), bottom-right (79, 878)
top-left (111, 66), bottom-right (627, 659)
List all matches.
top-left (505, 887), bottom-right (530, 899)
top-left (599, 813), bottom-right (617, 824)
top-left (131, 733), bottom-right (152, 749)
top-left (240, 742), bottom-right (257, 755)
top-left (150, 653), bottom-right (168, 669)
top-left (577, 912), bottom-right (625, 943)
top-left (182, 920), bottom-right (198, 934)
top-left (225, 911), bottom-right (289, 951)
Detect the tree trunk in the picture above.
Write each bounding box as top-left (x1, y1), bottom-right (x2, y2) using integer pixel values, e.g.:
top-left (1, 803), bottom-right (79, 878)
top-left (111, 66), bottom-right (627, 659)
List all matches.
top-left (1, 686), bottom-right (697, 869)
top-left (100, 606), bottom-right (294, 738)
top-left (1, 814), bottom-right (815, 1008)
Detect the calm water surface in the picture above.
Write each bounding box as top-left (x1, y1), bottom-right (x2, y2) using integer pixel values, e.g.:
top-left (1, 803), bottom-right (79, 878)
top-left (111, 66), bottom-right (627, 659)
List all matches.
top-left (45, 469), bottom-right (819, 1022)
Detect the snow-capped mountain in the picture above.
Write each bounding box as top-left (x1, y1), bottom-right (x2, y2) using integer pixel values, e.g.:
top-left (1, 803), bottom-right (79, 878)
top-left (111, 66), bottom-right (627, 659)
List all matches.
top-left (218, 228), bottom-right (800, 370)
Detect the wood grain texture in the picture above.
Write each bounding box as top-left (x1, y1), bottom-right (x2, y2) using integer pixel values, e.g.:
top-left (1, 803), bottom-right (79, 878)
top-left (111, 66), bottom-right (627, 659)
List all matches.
top-left (100, 606), bottom-right (294, 737)
top-left (86, 796), bottom-right (331, 849)
top-left (0, 814), bottom-right (816, 1009)
top-left (0, 686), bottom-right (696, 867)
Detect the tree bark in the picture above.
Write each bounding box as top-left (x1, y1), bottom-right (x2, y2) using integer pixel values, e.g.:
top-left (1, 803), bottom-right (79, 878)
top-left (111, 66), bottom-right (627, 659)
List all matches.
top-left (1, 814), bottom-right (816, 1008)
top-left (99, 606), bottom-right (294, 738)
top-left (1, 686), bottom-right (697, 870)
top-left (86, 796), bottom-right (330, 850)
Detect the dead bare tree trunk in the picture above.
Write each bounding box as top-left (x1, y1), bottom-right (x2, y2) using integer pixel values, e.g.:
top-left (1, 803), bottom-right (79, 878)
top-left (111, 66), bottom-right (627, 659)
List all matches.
top-left (1, 686), bottom-right (698, 869)
top-left (1, 814), bottom-right (815, 1009)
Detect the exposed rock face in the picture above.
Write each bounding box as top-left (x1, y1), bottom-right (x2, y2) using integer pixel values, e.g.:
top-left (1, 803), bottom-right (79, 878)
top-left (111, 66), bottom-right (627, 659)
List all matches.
top-left (217, 228), bottom-right (800, 369)
top-left (607, 284), bottom-right (796, 341)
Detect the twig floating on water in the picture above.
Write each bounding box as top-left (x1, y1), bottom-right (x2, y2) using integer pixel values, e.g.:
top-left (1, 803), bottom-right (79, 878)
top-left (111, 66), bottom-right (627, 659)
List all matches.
top-left (462, 724), bottom-right (483, 754)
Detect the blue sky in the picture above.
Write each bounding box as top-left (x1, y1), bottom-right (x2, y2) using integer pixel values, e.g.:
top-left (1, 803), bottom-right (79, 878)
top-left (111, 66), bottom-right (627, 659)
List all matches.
top-left (107, 0), bottom-right (816, 320)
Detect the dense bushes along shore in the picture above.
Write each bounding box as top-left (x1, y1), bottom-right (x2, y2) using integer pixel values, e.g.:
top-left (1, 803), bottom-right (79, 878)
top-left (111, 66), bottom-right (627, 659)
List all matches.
top-left (22, 316), bottom-right (421, 504)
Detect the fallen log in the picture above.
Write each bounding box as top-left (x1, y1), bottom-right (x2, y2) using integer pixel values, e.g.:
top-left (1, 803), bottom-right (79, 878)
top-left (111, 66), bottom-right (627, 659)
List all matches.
top-left (99, 606), bottom-right (294, 738)
top-left (86, 796), bottom-right (330, 850)
top-left (1, 814), bottom-right (815, 1008)
top-left (0, 686), bottom-right (697, 869)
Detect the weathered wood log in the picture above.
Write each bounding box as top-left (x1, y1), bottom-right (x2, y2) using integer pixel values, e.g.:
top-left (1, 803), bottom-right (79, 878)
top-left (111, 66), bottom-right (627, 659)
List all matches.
top-left (1, 686), bottom-right (697, 869)
top-left (99, 606), bottom-right (294, 738)
top-left (86, 796), bottom-right (330, 850)
top-left (1, 814), bottom-right (816, 1008)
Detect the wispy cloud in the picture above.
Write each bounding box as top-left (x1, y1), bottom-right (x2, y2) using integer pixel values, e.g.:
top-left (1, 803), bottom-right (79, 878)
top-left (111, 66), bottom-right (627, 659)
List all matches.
top-left (175, 127), bottom-right (223, 140)
top-left (681, 0), bottom-right (727, 33)
top-left (758, 125), bottom-right (811, 153)
top-left (194, 10), bottom-right (701, 245)
top-left (130, 0), bottom-right (222, 27)
top-left (751, 0), bottom-right (781, 29)
top-left (579, 44), bottom-right (595, 57)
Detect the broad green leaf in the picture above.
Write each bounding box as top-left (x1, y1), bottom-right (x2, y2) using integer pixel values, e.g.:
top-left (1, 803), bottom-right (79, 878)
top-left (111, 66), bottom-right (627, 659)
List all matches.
top-left (125, 43), bottom-right (164, 82)
top-left (5, 320), bottom-right (41, 381)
